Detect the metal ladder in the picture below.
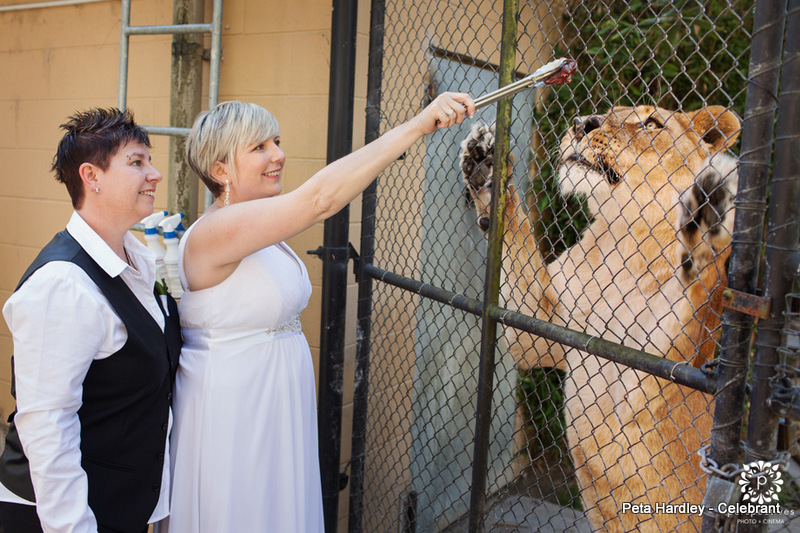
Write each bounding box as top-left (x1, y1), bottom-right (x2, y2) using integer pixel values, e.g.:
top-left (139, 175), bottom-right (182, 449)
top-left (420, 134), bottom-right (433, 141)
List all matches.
top-left (118, 0), bottom-right (223, 215)
top-left (117, 0), bottom-right (223, 134)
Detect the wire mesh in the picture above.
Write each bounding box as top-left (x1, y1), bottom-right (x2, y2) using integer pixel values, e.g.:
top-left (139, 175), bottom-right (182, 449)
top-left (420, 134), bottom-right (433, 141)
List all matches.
top-left (350, 1), bottom-right (799, 532)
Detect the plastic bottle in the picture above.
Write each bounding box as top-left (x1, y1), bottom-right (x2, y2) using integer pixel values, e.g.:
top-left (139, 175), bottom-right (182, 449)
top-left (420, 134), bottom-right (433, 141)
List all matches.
top-left (159, 213), bottom-right (185, 299)
top-left (140, 210), bottom-right (168, 283)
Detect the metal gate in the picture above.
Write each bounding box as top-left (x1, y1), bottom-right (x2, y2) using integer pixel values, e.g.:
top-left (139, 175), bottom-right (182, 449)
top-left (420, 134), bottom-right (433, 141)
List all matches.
top-left (341, 0), bottom-right (800, 531)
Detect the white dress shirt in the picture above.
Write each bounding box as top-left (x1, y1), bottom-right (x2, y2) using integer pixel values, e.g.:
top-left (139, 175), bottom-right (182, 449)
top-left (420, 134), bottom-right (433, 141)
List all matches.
top-left (0, 211), bottom-right (173, 532)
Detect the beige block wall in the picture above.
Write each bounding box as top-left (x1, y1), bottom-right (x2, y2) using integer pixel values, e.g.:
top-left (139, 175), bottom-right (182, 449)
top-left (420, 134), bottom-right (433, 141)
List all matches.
top-left (0, 0), bottom-right (370, 530)
top-left (1, 0), bottom-right (560, 529)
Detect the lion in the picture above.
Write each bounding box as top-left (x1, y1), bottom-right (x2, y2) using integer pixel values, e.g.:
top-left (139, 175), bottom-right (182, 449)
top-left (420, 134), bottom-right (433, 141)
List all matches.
top-left (459, 105), bottom-right (740, 532)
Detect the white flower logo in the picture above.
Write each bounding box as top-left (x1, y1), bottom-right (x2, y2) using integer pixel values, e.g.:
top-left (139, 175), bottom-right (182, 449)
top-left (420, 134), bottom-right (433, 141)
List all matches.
top-left (739, 461), bottom-right (784, 504)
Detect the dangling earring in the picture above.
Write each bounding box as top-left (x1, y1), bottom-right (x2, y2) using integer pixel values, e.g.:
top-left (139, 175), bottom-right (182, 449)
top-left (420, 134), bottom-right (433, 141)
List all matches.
top-left (94, 186), bottom-right (100, 195)
top-left (223, 179), bottom-right (230, 206)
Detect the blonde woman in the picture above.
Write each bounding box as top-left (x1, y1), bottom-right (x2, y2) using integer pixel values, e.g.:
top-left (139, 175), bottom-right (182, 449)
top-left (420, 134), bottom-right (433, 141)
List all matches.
top-left (162, 93), bottom-right (474, 532)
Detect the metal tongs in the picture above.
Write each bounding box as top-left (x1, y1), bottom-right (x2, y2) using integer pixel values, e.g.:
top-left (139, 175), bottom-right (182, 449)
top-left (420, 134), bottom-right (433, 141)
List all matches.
top-left (473, 57), bottom-right (578, 110)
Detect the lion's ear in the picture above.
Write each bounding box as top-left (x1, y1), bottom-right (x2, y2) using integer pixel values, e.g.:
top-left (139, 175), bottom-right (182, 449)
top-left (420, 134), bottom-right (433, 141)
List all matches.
top-left (687, 106), bottom-right (741, 153)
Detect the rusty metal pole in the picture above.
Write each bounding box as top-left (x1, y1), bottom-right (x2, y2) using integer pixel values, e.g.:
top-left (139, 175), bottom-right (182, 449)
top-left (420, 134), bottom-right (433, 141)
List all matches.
top-left (167, 0), bottom-right (204, 223)
top-left (739, 2), bottom-right (800, 532)
top-left (701, 1), bottom-right (787, 531)
top-left (467, 0), bottom-right (518, 530)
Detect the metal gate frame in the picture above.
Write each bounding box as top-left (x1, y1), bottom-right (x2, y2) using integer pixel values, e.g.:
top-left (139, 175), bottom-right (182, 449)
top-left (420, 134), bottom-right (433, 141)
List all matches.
top-left (319, 0), bottom-right (800, 531)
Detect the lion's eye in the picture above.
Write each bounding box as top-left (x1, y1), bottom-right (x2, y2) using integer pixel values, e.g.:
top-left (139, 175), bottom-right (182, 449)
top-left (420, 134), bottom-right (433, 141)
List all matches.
top-left (644, 117), bottom-right (663, 130)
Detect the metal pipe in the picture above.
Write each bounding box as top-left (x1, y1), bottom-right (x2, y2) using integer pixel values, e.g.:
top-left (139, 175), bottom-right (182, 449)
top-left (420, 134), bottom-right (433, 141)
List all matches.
top-left (118, 0), bottom-right (131, 111)
top-left (469, 4), bottom-right (517, 527)
top-left (362, 264), bottom-right (484, 316)
top-left (205, 0), bottom-right (224, 208)
top-left (362, 264), bottom-right (716, 394)
top-left (125, 23), bottom-right (212, 35)
top-left (208, 0), bottom-right (223, 108)
top-left (347, 0), bottom-right (385, 530)
top-left (317, 0), bottom-right (358, 529)
top-left (740, 2), bottom-right (800, 532)
top-left (143, 126), bottom-right (191, 136)
top-left (495, 308), bottom-right (717, 395)
top-left (0, 0), bottom-right (107, 12)
top-left (428, 46), bottom-right (528, 80)
top-left (770, 399), bottom-right (800, 425)
top-left (702, 0), bottom-right (787, 531)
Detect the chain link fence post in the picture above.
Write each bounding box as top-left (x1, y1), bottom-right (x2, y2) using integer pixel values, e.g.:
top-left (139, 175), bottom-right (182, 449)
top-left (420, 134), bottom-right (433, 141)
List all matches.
top-left (702, 1), bottom-right (787, 531)
top-left (737, 2), bottom-right (800, 531)
top-left (467, 0), bottom-right (518, 530)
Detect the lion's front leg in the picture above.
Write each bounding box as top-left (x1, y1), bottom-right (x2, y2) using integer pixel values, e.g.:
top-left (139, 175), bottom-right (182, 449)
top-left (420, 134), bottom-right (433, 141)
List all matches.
top-left (503, 181), bottom-right (567, 369)
top-left (677, 152), bottom-right (738, 283)
top-left (671, 152), bottom-right (738, 368)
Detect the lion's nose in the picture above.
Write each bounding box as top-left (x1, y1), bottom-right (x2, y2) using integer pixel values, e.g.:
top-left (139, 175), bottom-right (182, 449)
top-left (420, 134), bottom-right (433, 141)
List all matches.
top-left (574, 115), bottom-right (603, 140)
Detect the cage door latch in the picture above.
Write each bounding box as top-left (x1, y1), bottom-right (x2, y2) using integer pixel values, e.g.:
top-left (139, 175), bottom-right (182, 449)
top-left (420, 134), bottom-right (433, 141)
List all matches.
top-left (721, 288), bottom-right (770, 319)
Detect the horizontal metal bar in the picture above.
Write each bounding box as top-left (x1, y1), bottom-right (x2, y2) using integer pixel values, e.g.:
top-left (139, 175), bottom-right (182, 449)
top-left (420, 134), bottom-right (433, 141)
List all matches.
top-left (141, 126), bottom-right (191, 137)
top-left (721, 288), bottom-right (771, 319)
top-left (491, 307), bottom-right (717, 395)
top-left (124, 23), bottom-right (213, 36)
top-left (362, 263), bottom-right (716, 395)
top-left (769, 398), bottom-right (800, 421)
top-left (363, 263), bottom-right (483, 316)
top-left (428, 45), bottom-right (529, 80)
top-left (0, 0), bottom-right (107, 12)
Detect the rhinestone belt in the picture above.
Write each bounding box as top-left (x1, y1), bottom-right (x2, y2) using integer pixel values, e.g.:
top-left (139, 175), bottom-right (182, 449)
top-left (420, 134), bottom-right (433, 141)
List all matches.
top-left (265, 315), bottom-right (302, 336)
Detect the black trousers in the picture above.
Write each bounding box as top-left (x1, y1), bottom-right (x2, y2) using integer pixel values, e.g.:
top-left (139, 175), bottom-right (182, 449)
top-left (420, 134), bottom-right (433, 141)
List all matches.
top-left (0, 501), bottom-right (42, 533)
top-left (0, 501), bottom-right (149, 533)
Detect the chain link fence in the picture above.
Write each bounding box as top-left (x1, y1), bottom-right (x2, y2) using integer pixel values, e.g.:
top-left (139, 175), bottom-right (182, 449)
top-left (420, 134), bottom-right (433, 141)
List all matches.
top-left (345, 1), bottom-right (800, 532)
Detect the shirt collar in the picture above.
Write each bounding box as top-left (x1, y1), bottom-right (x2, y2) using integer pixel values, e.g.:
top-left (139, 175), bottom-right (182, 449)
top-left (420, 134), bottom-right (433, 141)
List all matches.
top-left (66, 211), bottom-right (157, 282)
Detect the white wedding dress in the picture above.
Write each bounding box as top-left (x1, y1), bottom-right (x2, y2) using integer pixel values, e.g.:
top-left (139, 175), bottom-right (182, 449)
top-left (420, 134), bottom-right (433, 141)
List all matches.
top-left (160, 223), bottom-right (324, 533)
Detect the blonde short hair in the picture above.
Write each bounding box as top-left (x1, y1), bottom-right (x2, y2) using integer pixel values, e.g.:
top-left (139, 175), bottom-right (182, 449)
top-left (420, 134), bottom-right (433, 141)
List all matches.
top-left (186, 101), bottom-right (280, 197)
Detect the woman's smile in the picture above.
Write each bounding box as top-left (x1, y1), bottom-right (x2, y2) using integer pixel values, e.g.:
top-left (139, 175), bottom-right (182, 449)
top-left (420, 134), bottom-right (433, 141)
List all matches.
top-left (262, 168), bottom-right (281, 179)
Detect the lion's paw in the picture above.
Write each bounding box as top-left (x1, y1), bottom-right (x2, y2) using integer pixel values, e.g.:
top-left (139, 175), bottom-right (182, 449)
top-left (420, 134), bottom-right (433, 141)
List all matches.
top-left (459, 122), bottom-right (495, 191)
top-left (459, 122), bottom-right (496, 233)
top-left (678, 153), bottom-right (738, 281)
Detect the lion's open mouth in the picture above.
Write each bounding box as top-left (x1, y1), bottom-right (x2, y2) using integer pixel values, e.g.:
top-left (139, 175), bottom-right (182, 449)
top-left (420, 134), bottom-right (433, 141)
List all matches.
top-left (565, 153), bottom-right (622, 184)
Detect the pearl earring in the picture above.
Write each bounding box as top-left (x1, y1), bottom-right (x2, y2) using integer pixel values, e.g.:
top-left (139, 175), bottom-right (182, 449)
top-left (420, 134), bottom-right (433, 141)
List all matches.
top-left (224, 179), bottom-right (230, 206)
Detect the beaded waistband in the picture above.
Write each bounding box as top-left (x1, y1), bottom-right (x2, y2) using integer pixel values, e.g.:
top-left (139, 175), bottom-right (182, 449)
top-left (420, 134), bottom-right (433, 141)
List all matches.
top-left (181, 315), bottom-right (303, 348)
top-left (265, 315), bottom-right (302, 336)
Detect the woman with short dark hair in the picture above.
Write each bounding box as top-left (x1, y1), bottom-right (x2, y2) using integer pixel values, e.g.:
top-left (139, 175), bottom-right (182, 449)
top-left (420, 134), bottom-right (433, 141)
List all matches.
top-left (0, 108), bottom-right (182, 533)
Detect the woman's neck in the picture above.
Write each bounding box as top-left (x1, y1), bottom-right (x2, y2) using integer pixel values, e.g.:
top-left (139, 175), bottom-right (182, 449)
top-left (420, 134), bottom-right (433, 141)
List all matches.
top-left (76, 208), bottom-right (129, 262)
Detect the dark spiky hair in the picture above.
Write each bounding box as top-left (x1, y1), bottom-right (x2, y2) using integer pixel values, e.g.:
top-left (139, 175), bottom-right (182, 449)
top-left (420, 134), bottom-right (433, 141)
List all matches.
top-left (52, 108), bottom-right (150, 208)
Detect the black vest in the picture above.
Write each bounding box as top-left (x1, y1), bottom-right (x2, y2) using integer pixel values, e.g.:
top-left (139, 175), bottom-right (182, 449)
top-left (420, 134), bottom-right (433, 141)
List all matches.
top-left (0, 230), bottom-right (182, 532)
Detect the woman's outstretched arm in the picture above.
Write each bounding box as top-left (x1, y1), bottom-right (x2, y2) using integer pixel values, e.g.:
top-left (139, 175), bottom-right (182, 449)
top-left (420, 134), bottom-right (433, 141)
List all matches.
top-left (183, 91), bottom-right (474, 290)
